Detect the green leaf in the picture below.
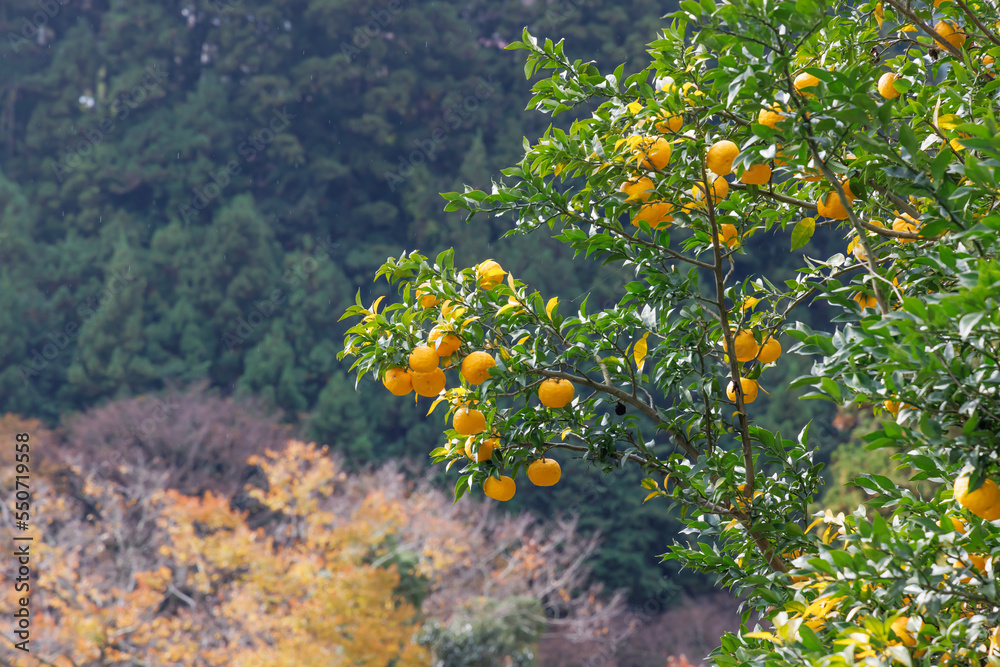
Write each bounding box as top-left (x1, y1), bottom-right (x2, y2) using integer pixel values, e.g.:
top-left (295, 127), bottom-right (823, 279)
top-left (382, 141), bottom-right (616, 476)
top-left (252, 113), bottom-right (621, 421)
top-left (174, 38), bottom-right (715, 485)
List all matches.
top-left (790, 217), bottom-right (816, 250)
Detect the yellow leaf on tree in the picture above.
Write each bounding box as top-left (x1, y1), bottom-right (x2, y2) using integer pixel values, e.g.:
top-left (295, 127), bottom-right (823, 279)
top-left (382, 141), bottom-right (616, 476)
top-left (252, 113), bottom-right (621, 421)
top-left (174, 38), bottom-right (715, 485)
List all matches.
top-left (634, 332), bottom-right (650, 370)
top-left (545, 296), bottom-right (559, 319)
top-left (497, 303), bottom-right (521, 316)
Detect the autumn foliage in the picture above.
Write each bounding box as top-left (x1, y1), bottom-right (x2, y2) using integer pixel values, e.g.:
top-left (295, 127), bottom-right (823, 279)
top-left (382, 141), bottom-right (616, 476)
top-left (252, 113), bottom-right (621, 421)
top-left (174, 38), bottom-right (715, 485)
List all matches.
top-left (0, 394), bottom-right (622, 665)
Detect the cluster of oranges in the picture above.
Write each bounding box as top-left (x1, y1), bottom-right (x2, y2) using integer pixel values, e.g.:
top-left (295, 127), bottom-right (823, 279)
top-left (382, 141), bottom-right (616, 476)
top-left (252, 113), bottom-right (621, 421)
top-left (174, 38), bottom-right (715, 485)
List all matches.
top-left (620, 128), bottom-right (758, 250)
top-left (382, 259), bottom-right (570, 501)
top-left (382, 261), bottom-right (506, 399)
top-left (478, 379), bottom-right (572, 500)
top-left (725, 330), bottom-right (782, 405)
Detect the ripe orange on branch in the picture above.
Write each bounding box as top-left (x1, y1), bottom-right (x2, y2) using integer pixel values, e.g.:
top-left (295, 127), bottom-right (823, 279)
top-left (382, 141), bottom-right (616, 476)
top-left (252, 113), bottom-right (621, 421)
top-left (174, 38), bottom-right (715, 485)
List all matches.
top-left (757, 103), bottom-right (786, 128)
top-left (416, 284), bottom-right (441, 308)
top-left (411, 368), bottom-right (447, 397)
top-left (453, 407), bottom-right (486, 436)
top-left (527, 458), bottom-right (562, 486)
top-left (691, 176), bottom-right (729, 207)
top-left (631, 136), bottom-right (672, 170)
top-left (409, 345), bottom-right (440, 373)
top-left (429, 328), bottom-right (461, 356)
top-left (383, 368), bottom-right (413, 396)
top-left (462, 351), bottom-right (496, 385)
top-left (538, 378), bottom-right (575, 408)
top-left (877, 72), bottom-right (901, 99)
top-left (817, 191), bottom-right (849, 220)
top-left (707, 140), bottom-right (740, 176)
top-left (465, 437), bottom-right (496, 462)
top-left (889, 617), bottom-right (917, 647)
top-left (655, 111), bottom-right (684, 133)
top-left (727, 377), bottom-right (759, 403)
top-left (733, 330), bottom-right (760, 363)
top-left (632, 202), bottom-right (675, 229)
top-left (484, 475), bottom-right (516, 501)
top-left (477, 260), bottom-right (506, 290)
top-left (757, 338), bottom-right (781, 364)
top-left (719, 224), bottom-right (740, 248)
top-left (793, 72), bottom-right (820, 95)
top-left (739, 163), bottom-right (771, 185)
top-left (934, 20), bottom-right (967, 49)
top-left (620, 176), bottom-right (656, 202)
top-left (954, 473), bottom-right (1000, 520)
top-left (892, 214), bottom-right (919, 242)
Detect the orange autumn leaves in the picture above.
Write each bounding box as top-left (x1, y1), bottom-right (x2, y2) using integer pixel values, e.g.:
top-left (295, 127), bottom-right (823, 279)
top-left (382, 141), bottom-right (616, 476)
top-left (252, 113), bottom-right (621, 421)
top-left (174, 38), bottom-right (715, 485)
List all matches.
top-left (1, 441), bottom-right (428, 667)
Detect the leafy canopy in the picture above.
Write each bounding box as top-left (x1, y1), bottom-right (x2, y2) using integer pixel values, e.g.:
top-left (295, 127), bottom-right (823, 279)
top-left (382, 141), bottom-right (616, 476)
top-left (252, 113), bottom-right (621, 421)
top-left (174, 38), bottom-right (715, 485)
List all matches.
top-left (342, 0), bottom-right (1000, 662)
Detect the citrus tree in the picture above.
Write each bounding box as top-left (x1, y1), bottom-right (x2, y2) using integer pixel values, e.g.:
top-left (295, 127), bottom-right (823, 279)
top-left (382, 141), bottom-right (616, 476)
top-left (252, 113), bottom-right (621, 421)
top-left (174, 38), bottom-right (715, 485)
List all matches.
top-left (340, 0), bottom-right (1000, 660)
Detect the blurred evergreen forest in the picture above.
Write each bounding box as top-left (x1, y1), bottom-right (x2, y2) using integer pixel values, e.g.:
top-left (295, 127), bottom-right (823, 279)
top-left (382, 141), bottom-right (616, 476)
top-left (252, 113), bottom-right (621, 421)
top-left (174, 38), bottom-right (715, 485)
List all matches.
top-left (0, 0), bottom-right (851, 604)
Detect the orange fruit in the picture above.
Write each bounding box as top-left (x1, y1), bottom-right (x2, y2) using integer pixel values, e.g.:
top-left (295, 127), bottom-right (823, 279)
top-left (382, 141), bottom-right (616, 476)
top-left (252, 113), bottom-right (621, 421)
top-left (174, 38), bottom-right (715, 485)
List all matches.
top-left (719, 223), bottom-right (739, 248)
top-left (984, 54), bottom-right (995, 67)
top-left (889, 617), bottom-right (917, 647)
top-left (633, 136), bottom-right (672, 170)
top-left (757, 338), bottom-right (781, 364)
top-left (465, 437), bottom-right (496, 462)
top-left (954, 473), bottom-right (1000, 520)
top-left (411, 367), bottom-right (446, 397)
top-left (453, 407), bottom-right (487, 435)
top-left (940, 515), bottom-right (967, 533)
top-left (527, 458), bottom-right (562, 486)
top-left (954, 554), bottom-right (988, 583)
top-left (461, 351), bottom-right (496, 385)
top-left (934, 20), bottom-right (967, 49)
top-left (484, 475), bottom-right (516, 501)
top-left (854, 292), bottom-right (878, 309)
top-left (429, 328), bottom-right (461, 356)
top-left (477, 260), bottom-right (506, 290)
top-left (727, 377), bottom-right (759, 403)
top-left (416, 284), bottom-right (440, 308)
top-left (692, 176), bottom-right (729, 206)
top-left (631, 202), bottom-right (675, 229)
top-left (739, 163), bottom-right (771, 185)
top-left (884, 399), bottom-right (901, 415)
top-left (409, 345), bottom-right (439, 373)
top-left (733, 330), bottom-right (759, 363)
top-left (892, 214), bottom-right (919, 242)
top-left (655, 111), bottom-right (684, 133)
top-left (757, 103), bottom-right (785, 128)
top-left (620, 176), bottom-right (656, 202)
top-left (707, 140), bottom-right (740, 176)
top-left (440, 300), bottom-right (462, 319)
top-left (382, 368), bottom-right (413, 396)
top-left (817, 191), bottom-right (848, 220)
top-left (538, 378), bottom-right (575, 408)
top-left (877, 72), bottom-right (901, 99)
top-left (794, 72), bottom-right (821, 95)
